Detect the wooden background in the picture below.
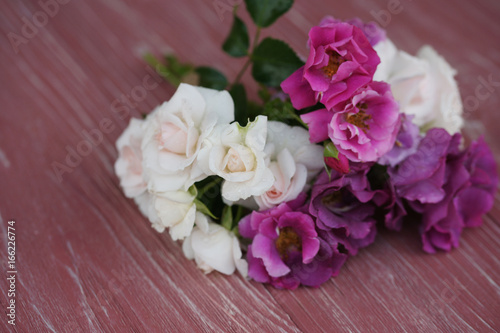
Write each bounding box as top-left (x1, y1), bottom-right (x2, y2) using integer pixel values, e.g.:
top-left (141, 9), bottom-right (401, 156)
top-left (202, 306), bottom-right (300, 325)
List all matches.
top-left (1, 0), bottom-right (500, 332)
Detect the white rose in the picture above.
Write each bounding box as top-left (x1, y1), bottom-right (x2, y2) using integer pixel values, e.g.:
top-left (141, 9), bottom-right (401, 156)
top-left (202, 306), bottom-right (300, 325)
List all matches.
top-left (115, 118), bottom-right (147, 198)
top-left (142, 83), bottom-right (234, 193)
top-left (374, 40), bottom-right (463, 134)
top-left (197, 116), bottom-right (274, 202)
top-left (254, 121), bottom-right (324, 210)
top-left (134, 191), bottom-right (160, 226)
top-left (182, 213), bottom-right (248, 276)
top-left (153, 188), bottom-right (197, 240)
top-left (133, 189), bottom-right (196, 241)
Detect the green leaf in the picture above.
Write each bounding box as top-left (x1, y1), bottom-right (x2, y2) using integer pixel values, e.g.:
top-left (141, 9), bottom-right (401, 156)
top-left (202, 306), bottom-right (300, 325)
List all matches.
top-left (324, 142), bottom-right (340, 159)
top-left (143, 53), bottom-right (180, 87)
top-left (247, 101), bottom-right (263, 122)
top-left (165, 55), bottom-right (194, 78)
top-left (261, 98), bottom-right (306, 127)
top-left (221, 206), bottom-right (233, 231)
top-left (262, 98), bottom-right (294, 121)
top-left (194, 199), bottom-right (218, 220)
top-left (195, 67), bottom-right (228, 90)
top-left (232, 226), bottom-right (241, 238)
top-left (229, 83), bottom-right (248, 126)
top-left (244, 0), bottom-right (294, 27)
top-left (251, 38), bottom-right (304, 87)
top-left (194, 176), bottom-right (224, 219)
top-left (233, 205), bottom-right (246, 225)
top-left (258, 85), bottom-right (272, 102)
top-left (223, 15), bottom-right (250, 57)
top-left (367, 164), bottom-right (389, 190)
top-left (196, 176), bottom-right (222, 199)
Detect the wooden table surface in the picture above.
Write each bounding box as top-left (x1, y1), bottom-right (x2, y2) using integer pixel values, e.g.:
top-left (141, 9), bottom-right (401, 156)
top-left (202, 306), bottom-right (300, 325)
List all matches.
top-left (1, 0), bottom-right (500, 332)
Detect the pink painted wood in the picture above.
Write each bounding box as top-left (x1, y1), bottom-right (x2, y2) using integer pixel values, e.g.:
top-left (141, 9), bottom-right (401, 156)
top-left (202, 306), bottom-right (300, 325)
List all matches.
top-left (1, 0), bottom-right (499, 331)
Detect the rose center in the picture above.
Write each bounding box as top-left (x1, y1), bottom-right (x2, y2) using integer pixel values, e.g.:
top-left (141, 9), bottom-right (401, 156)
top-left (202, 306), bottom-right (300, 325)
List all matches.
top-left (322, 50), bottom-right (344, 78)
top-left (321, 190), bottom-right (357, 213)
top-left (225, 148), bottom-right (246, 172)
top-left (275, 227), bottom-right (302, 261)
top-left (267, 187), bottom-right (282, 199)
top-left (347, 104), bottom-right (372, 132)
top-left (158, 122), bottom-right (195, 155)
top-left (321, 191), bottom-right (343, 207)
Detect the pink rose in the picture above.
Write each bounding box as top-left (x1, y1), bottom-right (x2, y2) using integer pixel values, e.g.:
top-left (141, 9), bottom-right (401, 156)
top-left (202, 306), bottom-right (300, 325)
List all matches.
top-left (329, 81), bottom-right (401, 162)
top-left (281, 21), bottom-right (380, 110)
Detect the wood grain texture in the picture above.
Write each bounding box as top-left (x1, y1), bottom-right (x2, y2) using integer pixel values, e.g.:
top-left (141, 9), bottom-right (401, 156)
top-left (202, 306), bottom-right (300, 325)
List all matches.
top-left (0, 0), bottom-right (499, 332)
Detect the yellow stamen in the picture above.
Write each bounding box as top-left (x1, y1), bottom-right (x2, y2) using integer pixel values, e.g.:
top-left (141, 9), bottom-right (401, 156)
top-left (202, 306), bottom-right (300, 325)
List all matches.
top-left (275, 227), bottom-right (302, 261)
top-left (347, 103), bottom-right (372, 132)
top-left (322, 50), bottom-right (344, 78)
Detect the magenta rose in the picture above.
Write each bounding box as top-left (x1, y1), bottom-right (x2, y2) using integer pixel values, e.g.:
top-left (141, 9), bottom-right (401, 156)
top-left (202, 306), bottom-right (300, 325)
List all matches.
top-left (319, 16), bottom-right (387, 47)
top-left (327, 81), bottom-right (401, 162)
top-left (281, 21), bottom-right (380, 110)
top-left (239, 195), bottom-right (347, 289)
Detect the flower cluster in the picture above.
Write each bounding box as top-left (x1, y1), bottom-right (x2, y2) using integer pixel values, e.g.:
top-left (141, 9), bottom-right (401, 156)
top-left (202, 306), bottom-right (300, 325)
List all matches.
top-left (115, 83), bottom-right (324, 277)
top-left (115, 5), bottom-right (498, 290)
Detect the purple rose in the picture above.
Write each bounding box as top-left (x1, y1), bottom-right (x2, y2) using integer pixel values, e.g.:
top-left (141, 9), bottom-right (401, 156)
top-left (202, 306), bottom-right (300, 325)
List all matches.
top-left (389, 128), bottom-right (459, 205)
top-left (320, 16), bottom-right (386, 47)
top-left (383, 190), bottom-right (407, 231)
top-left (420, 137), bottom-right (498, 253)
top-left (309, 169), bottom-right (388, 255)
top-left (239, 195), bottom-right (347, 289)
top-left (389, 129), bottom-right (498, 253)
top-left (328, 81), bottom-right (401, 162)
top-left (388, 129), bottom-right (462, 252)
top-left (379, 114), bottom-right (421, 167)
top-left (419, 148), bottom-right (468, 253)
top-left (281, 21), bottom-right (380, 110)
top-left (458, 138), bottom-right (498, 227)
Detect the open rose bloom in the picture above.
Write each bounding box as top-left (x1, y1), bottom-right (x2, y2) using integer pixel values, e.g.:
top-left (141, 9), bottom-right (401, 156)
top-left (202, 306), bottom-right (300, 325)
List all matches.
top-left (281, 20), bottom-right (380, 110)
top-left (114, 14), bottom-right (498, 289)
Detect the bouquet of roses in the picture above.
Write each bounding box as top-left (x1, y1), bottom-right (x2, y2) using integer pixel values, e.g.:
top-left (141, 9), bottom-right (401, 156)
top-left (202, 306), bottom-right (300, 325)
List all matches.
top-left (114, 1), bottom-right (498, 289)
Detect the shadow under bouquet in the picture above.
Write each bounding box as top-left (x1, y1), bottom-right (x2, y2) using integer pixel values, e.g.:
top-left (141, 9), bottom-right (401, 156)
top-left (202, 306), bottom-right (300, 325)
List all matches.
top-left (114, 0), bottom-right (498, 289)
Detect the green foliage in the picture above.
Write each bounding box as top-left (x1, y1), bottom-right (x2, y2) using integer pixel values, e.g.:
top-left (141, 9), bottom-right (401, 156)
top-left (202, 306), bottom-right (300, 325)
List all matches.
top-left (194, 199), bottom-right (217, 220)
top-left (144, 53), bottom-right (196, 87)
top-left (144, 53), bottom-right (180, 86)
top-left (324, 142), bottom-right (340, 159)
top-left (166, 55), bottom-right (194, 78)
top-left (221, 205), bottom-right (249, 233)
top-left (194, 176), bottom-right (224, 219)
top-left (221, 206), bottom-right (233, 231)
top-left (223, 15), bottom-right (250, 57)
top-left (195, 66), bottom-right (228, 90)
top-left (244, 0), bottom-right (294, 27)
top-left (367, 164), bottom-right (389, 190)
top-left (260, 97), bottom-right (306, 127)
top-left (247, 100), bottom-right (263, 122)
top-left (229, 83), bottom-right (248, 126)
top-left (262, 98), bottom-right (294, 121)
top-left (251, 38), bottom-right (304, 87)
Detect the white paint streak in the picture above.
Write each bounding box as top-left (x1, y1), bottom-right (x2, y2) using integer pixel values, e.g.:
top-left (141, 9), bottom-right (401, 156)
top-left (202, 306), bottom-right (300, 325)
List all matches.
top-left (0, 149), bottom-right (11, 168)
top-left (65, 241), bottom-right (98, 331)
top-left (30, 304), bottom-right (57, 333)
